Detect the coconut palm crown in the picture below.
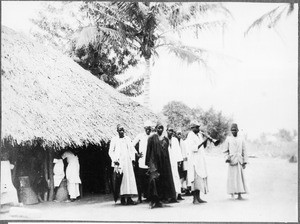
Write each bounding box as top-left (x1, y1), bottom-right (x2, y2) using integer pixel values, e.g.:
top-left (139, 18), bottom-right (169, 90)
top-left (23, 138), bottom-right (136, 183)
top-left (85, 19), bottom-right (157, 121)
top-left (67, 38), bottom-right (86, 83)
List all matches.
top-left (75, 2), bottom-right (232, 107)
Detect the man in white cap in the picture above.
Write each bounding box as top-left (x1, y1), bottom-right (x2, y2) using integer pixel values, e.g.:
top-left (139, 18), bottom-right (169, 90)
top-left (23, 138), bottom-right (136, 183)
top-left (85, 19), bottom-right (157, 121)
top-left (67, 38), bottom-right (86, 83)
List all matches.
top-left (109, 124), bottom-right (138, 205)
top-left (224, 123), bottom-right (248, 200)
top-left (132, 120), bottom-right (153, 203)
top-left (166, 125), bottom-right (184, 201)
top-left (185, 120), bottom-right (209, 204)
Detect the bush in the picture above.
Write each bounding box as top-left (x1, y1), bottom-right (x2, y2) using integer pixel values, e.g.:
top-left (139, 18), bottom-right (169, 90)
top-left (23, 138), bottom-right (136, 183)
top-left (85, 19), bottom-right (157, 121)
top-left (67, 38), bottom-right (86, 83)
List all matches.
top-left (162, 101), bottom-right (232, 144)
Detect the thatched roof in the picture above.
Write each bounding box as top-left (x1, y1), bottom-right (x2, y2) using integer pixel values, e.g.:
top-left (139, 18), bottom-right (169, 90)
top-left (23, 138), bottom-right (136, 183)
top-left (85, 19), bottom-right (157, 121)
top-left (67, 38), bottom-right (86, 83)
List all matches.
top-left (1, 26), bottom-right (158, 148)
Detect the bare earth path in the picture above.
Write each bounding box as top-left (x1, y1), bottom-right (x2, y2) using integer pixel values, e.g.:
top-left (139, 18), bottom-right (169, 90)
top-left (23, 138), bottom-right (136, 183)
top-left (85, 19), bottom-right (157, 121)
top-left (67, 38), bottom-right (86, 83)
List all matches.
top-left (1, 155), bottom-right (298, 222)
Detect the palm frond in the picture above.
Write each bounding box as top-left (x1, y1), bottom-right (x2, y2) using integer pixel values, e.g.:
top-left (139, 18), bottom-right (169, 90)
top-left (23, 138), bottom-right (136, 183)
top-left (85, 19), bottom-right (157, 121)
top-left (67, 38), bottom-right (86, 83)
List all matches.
top-left (197, 3), bottom-right (233, 18)
top-left (74, 25), bottom-right (127, 50)
top-left (244, 3), bottom-right (294, 36)
top-left (73, 26), bottom-right (100, 49)
top-left (115, 2), bottom-right (145, 24)
top-left (164, 41), bottom-right (208, 65)
top-left (159, 20), bottom-right (225, 38)
top-left (100, 26), bottom-right (126, 42)
top-left (165, 2), bottom-right (231, 30)
top-left (87, 3), bottom-right (124, 24)
top-left (118, 76), bottom-right (145, 97)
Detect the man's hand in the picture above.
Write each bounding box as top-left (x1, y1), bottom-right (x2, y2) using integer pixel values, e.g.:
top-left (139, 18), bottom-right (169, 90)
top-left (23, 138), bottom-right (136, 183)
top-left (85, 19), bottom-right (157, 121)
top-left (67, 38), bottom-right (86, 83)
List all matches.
top-left (178, 161), bottom-right (183, 168)
top-left (137, 152), bottom-right (143, 158)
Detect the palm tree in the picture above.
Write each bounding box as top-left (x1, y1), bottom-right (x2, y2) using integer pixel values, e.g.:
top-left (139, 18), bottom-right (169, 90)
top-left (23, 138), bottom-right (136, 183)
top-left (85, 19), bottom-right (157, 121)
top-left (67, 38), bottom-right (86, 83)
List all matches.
top-left (75, 2), bottom-right (231, 108)
top-left (244, 3), bottom-right (294, 36)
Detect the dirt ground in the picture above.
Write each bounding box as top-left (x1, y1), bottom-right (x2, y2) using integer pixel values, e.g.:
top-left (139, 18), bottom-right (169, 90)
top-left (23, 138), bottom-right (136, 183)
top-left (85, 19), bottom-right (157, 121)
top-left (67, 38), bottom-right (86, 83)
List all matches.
top-left (1, 154), bottom-right (298, 222)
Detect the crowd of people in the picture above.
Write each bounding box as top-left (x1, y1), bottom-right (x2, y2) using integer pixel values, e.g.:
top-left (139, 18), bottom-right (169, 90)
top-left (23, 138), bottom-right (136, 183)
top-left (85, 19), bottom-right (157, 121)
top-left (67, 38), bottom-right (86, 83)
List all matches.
top-left (1, 120), bottom-right (248, 209)
top-left (108, 120), bottom-right (249, 208)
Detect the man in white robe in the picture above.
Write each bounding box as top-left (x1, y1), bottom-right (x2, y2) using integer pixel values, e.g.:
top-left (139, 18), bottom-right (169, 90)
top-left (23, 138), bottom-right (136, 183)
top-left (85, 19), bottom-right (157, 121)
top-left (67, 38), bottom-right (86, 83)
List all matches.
top-left (132, 120), bottom-right (153, 203)
top-left (61, 151), bottom-right (81, 202)
top-left (109, 124), bottom-right (138, 205)
top-left (1, 156), bottom-right (19, 206)
top-left (167, 126), bottom-right (184, 201)
top-left (224, 123), bottom-right (248, 200)
top-left (175, 128), bottom-right (190, 196)
top-left (53, 155), bottom-right (65, 199)
top-left (185, 121), bottom-right (209, 204)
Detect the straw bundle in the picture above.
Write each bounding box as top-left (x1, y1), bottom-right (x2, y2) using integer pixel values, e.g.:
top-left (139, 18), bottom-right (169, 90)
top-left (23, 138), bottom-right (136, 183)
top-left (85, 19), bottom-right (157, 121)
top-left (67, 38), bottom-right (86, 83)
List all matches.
top-left (1, 26), bottom-right (157, 148)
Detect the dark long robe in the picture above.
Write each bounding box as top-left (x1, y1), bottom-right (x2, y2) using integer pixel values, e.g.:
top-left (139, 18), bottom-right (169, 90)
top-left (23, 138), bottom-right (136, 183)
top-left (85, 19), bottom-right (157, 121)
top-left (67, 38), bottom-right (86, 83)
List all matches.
top-left (145, 133), bottom-right (176, 201)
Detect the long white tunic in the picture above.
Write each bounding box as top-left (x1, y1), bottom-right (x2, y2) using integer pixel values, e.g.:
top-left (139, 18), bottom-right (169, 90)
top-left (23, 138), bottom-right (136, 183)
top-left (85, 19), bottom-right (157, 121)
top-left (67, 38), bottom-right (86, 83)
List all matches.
top-left (53, 159), bottom-right (65, 187)
top-left (168, 137), bottom-right (183, 194)
top-left (185, 131), bottom-right (208, 185)
top-left (1, 161), bottom-right (19, 205)
top-left (109, 136), bottom-right (138, 196)
top-left (61, 152), bottom-right (81, 184)
top-left (61, 151), bottom-right (81, 199)
top-left (179, 139), bottom-right (188, 171)
top-left (224, 135), bottom-right (248, 194)
top-left (132, 132), bottom-right (150, 169)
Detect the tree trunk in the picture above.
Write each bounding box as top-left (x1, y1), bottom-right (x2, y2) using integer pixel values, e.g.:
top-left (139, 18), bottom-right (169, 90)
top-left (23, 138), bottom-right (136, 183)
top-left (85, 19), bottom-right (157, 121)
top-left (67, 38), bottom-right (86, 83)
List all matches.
top-left (47, 148), bottom-right (54, 201)
top-left (143, 58), bottom-right (151, 108)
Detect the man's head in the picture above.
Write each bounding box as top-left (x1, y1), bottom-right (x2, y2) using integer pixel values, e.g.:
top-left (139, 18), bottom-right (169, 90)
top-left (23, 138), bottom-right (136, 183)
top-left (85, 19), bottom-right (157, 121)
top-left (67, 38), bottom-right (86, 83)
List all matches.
top-left (144, 120), bottom-right (153, 135)
top-left (155, 122), bottom-right (164, 136)
top-left (231, 123), bottom-right (239, 137)
top-left (117, 124), bottom-right (125, 138)
top-left (166, 125), bottom-right (174, 139)
top-left (190, 120), bottom-right (200, 134)
top-left (176, 128), bottom-right (182, 139)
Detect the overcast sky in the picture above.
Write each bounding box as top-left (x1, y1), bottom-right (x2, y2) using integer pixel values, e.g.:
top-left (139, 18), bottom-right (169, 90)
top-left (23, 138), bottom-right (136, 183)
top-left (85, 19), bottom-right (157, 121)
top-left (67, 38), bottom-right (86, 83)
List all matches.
top-left (1, 2), bottom-right (298, 140)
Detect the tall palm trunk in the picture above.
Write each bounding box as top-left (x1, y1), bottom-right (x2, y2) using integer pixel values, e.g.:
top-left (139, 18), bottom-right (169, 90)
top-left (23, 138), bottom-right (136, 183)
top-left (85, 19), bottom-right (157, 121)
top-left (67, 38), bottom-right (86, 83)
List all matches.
top-left (143, 58), bottom-right (151, 108)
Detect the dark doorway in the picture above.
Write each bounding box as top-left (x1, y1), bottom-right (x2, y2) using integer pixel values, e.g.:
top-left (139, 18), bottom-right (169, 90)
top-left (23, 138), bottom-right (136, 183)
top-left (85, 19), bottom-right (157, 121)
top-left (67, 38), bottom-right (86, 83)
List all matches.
top-left (77, 143), bottom-right (112, 195)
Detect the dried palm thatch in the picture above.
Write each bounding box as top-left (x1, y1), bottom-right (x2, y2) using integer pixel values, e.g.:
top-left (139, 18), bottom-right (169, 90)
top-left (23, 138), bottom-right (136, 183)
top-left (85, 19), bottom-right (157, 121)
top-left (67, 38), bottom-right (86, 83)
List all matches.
top-left (1, 26), bottom-right (158, 148)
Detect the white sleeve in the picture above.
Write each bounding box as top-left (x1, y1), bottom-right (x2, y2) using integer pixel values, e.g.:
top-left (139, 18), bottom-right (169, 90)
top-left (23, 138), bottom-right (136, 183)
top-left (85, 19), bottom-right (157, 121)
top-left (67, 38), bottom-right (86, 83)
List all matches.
top-left (187, 132), bottom-right (198, 152)
top-left (172, 138), bottom-right (183, 162)
top-left (127, 136), bottom-right (137, 161)
top-left (109, 137), bottom-right (117, 164)
top-left (242, 139), bottom-right (248, 163)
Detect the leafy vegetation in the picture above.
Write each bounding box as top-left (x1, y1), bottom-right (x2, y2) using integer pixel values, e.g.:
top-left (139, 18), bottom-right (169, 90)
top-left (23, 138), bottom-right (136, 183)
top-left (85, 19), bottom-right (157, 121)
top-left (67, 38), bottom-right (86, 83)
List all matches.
top-left (245, 3), bottom-right (295, 36)
top-left (162, 101), bottom-right (232, 143)
top-left (30, 2), bottom-right (140, 92)
top-left (31, 2), bottom-right (231, 103)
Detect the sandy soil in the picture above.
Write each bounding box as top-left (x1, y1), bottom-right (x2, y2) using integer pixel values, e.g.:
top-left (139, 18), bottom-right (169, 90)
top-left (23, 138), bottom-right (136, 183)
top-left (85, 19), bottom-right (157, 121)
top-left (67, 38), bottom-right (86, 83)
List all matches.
top-left (1, 155), bottom-right (298, 222)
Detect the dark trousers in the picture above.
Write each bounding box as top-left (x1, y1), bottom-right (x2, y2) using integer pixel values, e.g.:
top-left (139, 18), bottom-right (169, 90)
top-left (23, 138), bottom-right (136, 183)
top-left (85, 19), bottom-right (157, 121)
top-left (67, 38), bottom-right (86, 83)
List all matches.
top-left (178, 165), bottom-right (187, 180)
top-left (136, 167), bottom-right (149, 199)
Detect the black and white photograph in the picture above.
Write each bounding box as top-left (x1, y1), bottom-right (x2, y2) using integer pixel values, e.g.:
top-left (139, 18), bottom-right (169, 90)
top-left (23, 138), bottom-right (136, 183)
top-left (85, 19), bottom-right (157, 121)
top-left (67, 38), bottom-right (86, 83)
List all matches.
top-left (0, 1), bottom-right (298, 222)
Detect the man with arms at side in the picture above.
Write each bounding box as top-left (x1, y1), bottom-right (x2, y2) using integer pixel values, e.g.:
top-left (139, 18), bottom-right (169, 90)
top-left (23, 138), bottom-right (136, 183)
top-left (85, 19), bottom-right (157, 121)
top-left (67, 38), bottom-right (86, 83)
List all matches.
top-left (224, 123), bottom-right (248, 200)
top-left (109, 124), bottom-right (138, 205)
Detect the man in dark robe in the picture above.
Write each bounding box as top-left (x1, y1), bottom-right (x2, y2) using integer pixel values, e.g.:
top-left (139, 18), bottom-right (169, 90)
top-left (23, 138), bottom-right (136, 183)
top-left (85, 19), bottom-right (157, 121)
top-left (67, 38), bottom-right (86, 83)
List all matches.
top-left (145, 123), bottom-right (176, 208)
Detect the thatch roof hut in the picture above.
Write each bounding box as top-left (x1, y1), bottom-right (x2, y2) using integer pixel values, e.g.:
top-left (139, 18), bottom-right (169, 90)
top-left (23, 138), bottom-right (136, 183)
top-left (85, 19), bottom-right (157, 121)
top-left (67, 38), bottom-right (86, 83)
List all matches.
top-left (1, 26), bottom-right (158, 148)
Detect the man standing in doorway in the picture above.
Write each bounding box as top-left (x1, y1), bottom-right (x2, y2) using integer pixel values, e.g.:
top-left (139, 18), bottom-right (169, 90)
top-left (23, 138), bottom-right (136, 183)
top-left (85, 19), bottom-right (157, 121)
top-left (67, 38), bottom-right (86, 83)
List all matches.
top-left (62, 150), bottom-right (81, 202)
top-left (109, 124), bottom-right (138, 205)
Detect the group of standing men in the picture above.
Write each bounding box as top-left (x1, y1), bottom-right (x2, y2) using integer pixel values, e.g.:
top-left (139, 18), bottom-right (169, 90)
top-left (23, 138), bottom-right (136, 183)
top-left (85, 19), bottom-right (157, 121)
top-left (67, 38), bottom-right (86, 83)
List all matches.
top-left (109, 120), bottom-right (248, 209)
